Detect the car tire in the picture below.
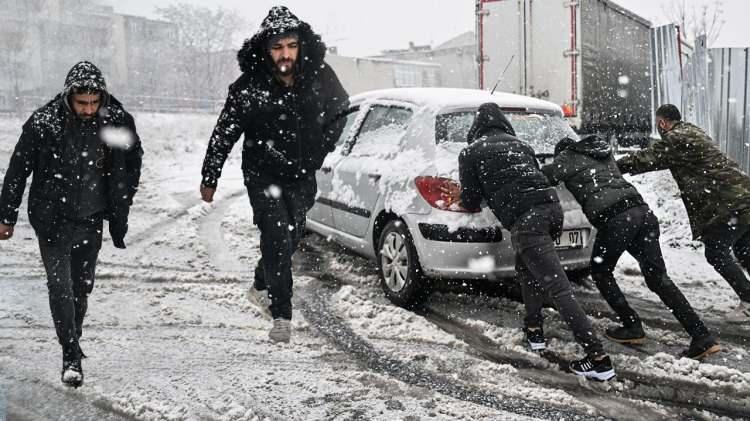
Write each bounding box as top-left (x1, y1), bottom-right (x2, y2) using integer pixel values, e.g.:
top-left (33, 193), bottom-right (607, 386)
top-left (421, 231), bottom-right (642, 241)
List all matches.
top-left (377, 220), bottom-right (429, 308)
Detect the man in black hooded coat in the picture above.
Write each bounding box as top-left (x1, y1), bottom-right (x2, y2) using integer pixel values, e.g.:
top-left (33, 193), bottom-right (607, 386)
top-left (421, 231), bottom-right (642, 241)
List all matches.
top-left (199, 6), bottom-right (349, 342)
top-left (0, 61), bottom-right (143, 387)
top-left (543, 135), bottom-right (719, 360)
top-left (450, 103), bottom-right (614, 380)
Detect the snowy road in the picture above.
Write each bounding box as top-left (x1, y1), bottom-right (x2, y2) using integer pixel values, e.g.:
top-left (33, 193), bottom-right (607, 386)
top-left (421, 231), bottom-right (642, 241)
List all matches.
top-left (1, 113), bottom-right (749, 420)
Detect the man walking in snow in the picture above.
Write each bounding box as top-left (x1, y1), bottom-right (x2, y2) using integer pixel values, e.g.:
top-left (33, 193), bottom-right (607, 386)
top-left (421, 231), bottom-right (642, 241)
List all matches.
top-left (618, 104), bottom-right (750, 323)
top-left (0, 61), bottom-right (143, 387)
top-left (444, 103), bottom-right (615, 381)
top-left (200, 6), bottom-right (349, 343)
top-left (543, 135), bottom-right (720, 359)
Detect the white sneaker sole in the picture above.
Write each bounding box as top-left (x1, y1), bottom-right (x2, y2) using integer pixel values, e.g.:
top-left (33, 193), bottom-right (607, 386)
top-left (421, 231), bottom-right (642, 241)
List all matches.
top-left (572, 368), bottom-right (616, 381)
top-left (528, 340), bottom-right (546, 351)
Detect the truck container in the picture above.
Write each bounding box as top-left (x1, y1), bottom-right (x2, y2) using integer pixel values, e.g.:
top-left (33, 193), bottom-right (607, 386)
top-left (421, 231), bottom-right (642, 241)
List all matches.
top-left (476, 0), bottom-right (653, 145)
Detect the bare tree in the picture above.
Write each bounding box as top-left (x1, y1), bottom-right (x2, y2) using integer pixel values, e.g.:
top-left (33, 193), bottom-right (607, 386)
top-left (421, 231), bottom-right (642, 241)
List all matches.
top-left (662, 0), bottom-right (725, 45)
top-left (156, 3), bottom-right (247, 99)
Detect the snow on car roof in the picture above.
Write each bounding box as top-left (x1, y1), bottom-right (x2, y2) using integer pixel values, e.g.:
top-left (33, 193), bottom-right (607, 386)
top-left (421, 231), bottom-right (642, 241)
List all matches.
top-left (349, 88), bottom-right (562, 115)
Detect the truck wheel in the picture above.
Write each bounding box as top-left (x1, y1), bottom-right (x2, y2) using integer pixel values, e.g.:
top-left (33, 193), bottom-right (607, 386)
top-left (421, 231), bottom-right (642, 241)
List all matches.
top-left (377, 220), bottom-right (429, 308)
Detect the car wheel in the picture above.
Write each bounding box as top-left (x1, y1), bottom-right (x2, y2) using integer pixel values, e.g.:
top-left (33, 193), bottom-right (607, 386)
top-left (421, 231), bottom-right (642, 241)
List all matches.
top-left (377, 220), bottom-right (429, 308)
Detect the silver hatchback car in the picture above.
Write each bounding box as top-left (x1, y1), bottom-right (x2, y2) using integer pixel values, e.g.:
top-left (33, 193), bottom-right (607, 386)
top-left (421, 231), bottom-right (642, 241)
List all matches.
top-left (307, 88), bottom-right (594, 306)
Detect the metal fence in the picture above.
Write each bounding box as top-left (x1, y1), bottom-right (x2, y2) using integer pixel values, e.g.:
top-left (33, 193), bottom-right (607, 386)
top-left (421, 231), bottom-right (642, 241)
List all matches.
top-left (650, 24), bottom-right (684, 130)
top-left (709, 47), bottom-right (750, 171)
top-left (651, 25), bottom-right (750, 172)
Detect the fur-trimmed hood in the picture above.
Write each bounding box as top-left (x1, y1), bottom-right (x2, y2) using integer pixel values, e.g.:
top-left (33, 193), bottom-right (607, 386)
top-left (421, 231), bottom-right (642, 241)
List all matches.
top-left (236, 6), bottom-right (327, 78)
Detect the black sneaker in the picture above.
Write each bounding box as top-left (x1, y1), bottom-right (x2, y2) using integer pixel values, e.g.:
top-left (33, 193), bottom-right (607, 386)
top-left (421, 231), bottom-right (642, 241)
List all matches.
top-left (680, 334), bottom-right (721, 360)
top-left (605, 324), bottom-right (646, 345)
top-left (523, 327), bottom-right (546, 351)
top-left (569, 355), bottom-right (615, 381)
top-left (61, 359), bottom-right (84, 388)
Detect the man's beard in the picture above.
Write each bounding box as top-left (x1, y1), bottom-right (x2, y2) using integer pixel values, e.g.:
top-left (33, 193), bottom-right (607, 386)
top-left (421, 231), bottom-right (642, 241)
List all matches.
top-left (274, 59), bottom-right (295, 77)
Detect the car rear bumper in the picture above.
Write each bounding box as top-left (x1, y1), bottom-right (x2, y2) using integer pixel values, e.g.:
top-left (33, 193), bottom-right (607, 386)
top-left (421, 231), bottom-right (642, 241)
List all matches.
top-left (405, 214), bottom-right (594, 281)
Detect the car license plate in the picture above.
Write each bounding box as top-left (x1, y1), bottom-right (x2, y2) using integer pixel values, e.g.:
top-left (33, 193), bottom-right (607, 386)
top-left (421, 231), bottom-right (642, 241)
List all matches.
top-left (555, 230), bottom-right (585, 249)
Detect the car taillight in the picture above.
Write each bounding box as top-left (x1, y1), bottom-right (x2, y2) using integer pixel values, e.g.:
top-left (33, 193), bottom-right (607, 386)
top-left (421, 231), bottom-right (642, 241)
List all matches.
top-left (414, 176), bottom-right (480, 213)
top-left (561, 103), bottom-right (576, 117)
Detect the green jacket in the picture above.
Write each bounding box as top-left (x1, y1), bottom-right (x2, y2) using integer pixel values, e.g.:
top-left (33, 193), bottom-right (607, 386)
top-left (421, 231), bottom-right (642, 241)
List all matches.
top-left (617, 121), bottom-right (750, 239)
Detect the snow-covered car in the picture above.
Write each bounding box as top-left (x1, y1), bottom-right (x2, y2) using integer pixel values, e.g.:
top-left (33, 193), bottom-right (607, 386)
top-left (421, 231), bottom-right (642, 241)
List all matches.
top-left (307, 88), bottom-right (594, 306)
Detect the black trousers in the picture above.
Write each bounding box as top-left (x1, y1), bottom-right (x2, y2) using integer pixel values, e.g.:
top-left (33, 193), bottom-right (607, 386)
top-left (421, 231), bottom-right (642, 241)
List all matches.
top-left (247, 177), bottom-right (317, 320)
top-left (702, 222), bottom-right (750, 303)
top-left (38, 217), bottom-right (102, 360)
top-left (591, 205), bottom-right (709, 338)
top-left (511, 202), bottom-right (604, 357)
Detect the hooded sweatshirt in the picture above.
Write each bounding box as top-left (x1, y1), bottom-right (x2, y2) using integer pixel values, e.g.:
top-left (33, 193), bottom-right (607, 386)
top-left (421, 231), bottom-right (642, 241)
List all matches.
top-left (459, 102), bottom-right (558, 228)
top-left (201, 6), bottom-right (349, 187)
top-left (0, 61), bottom-right (142, 246)
top-left (543, 134), bottom-right (643, 228)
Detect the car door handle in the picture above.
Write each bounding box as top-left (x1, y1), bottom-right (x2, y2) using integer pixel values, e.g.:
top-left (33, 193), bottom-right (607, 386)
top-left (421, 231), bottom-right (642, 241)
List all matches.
top-left (321, 166), bottom-right (332, 174)
top-left (368, 173), bottom-right (381, 181)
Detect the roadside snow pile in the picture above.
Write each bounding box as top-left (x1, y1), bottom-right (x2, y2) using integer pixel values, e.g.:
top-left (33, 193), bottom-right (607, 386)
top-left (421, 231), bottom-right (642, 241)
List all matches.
top-left (465, 360), bottom-right (595, 414)
top-left (331, 285), bottom-right (462, 347)
top-left (624, 170), bottom-right (696, 248)
top-left (461, 318), bottom-right (543, 359)
top-left (110, 390), bottom-right (191, 421)
top-left (623, 352), bottom-right (750, 394)
top-left (205, 396), bottom-right (270, 421)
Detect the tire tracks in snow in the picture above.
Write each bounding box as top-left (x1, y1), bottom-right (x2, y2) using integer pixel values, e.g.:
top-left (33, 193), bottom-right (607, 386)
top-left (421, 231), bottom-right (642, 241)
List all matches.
top-left (126, 189), bottom-right (244, 248)
top-left (297, 235), bottom-right (750, 419)
top-left (297, 283), bottom-right (603, 421)
top-left (419, 306), bottom-right (750, 419)
top-left (192, 207), bottom-right (593, 419)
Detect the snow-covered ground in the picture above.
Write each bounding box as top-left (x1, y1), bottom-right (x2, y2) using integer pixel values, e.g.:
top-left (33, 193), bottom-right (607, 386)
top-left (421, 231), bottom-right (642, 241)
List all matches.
top-left (0, 113), bottom-right (748, 420)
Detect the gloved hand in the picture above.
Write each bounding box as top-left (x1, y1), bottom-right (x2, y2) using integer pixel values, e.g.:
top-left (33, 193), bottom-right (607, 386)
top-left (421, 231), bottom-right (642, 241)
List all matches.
top-left (109, 220), bottom-right (128, 249)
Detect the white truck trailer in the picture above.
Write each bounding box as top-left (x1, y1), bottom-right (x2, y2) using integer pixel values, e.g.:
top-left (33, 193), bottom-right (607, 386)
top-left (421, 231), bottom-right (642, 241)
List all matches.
top-left (476, 0), bottom-right (653, 145)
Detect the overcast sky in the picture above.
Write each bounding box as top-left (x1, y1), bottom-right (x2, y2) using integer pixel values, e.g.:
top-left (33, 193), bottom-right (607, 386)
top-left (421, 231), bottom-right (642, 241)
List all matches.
top-left (104, 0), bottom-right (749, 57)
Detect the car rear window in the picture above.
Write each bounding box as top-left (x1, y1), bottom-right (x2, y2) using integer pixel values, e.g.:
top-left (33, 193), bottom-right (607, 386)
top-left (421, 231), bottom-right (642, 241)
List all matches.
top-left (435, 110), bottom-right (579, 154)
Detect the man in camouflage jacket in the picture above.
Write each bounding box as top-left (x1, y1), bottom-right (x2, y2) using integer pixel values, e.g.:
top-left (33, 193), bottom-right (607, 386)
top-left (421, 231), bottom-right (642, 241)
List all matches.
top-left (617, 104), bottom-right (750, 322)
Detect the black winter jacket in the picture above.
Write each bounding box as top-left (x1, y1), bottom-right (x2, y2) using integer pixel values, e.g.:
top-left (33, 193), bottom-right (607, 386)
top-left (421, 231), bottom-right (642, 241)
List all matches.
top-left (542, 135), bottom-right (643, 228)
top-left (459, 103), bottom-right (558, 228)
top-left (201, 6), bottom-right (349, 187)
top-left (0, 61), bottom-right (143, 246)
